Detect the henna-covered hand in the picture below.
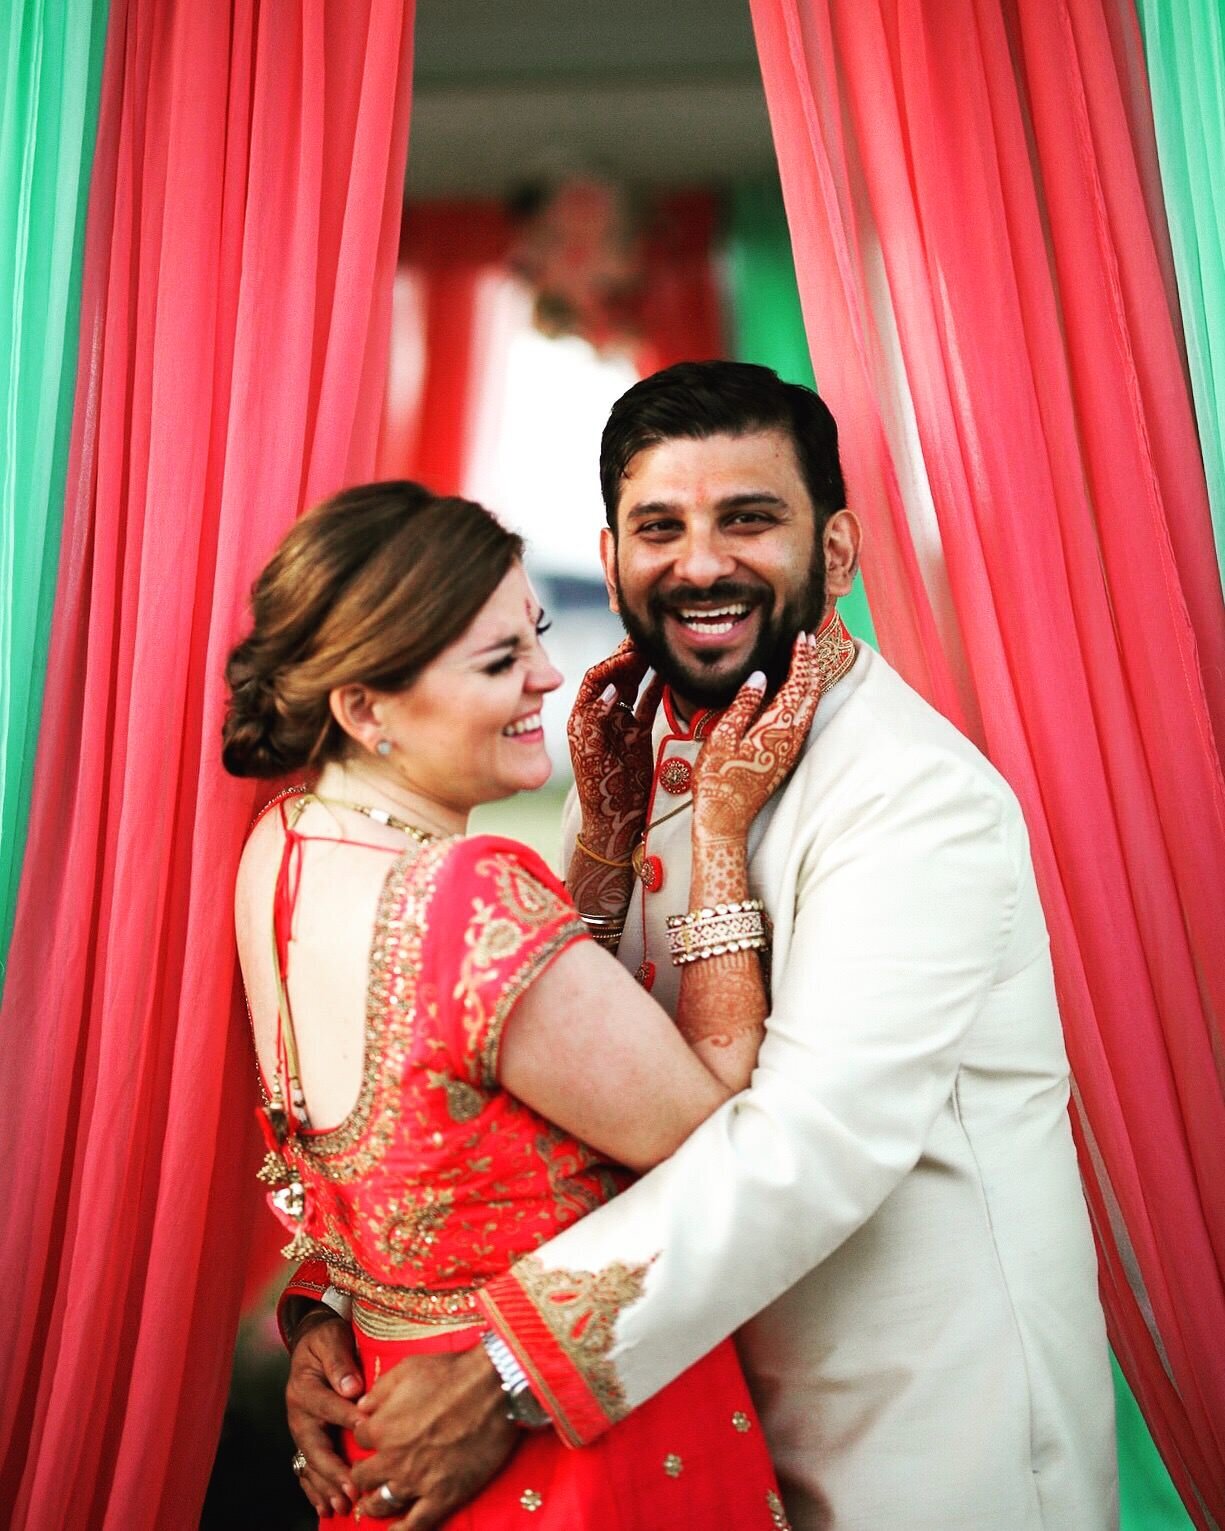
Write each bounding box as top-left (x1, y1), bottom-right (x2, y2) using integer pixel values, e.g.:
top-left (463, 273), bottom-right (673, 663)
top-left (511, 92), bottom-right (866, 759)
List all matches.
top-left (566, 640), bottom-right (662, 922)
top-left (692, 632), bottom-right (821, 846)
top-left (568, 638), bottom-right (662, 852)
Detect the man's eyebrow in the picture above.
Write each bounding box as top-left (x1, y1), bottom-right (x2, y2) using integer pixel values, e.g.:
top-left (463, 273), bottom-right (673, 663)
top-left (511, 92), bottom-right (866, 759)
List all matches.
top-left (625, 491), bottom-right (789, 520)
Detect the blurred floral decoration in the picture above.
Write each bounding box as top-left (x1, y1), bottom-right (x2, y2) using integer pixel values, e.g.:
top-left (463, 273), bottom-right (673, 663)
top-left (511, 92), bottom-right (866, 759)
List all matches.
top-left (507, 172), bottom-right (647, 352)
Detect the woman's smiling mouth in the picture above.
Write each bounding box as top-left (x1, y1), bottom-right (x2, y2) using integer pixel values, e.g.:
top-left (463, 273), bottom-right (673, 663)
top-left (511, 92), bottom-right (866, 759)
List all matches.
top-left (502, 711), bottom-right (543, 738)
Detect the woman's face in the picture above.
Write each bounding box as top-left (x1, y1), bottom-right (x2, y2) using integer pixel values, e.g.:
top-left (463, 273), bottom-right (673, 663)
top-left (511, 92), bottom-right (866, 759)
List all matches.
top-left (375, 561), bottom-right (563, 814)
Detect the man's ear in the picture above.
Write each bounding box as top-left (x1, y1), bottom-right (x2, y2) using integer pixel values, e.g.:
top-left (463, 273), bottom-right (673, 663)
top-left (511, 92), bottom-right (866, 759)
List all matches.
top-left (822, 510), bottom-right (862, 600)
top-left (599, 527), bottom-right (620, 615)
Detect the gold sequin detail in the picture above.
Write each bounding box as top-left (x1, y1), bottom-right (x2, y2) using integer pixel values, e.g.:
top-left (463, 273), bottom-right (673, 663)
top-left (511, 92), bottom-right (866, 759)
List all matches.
top-left (374, 1185), bottom-right (455, 1268)
top-left (663, 1453), bottom-right (683, 1477)
top-left (732, 1410), bottom-right (752, 1432)
top-left (766, 1489), bottom-right (792, 1528)
top-left (520, 1488), bottom-right (543, 1511)
top-left (513, 1254), bottom-right (654, 1422)
top-left (320, 1245), bottom-right (482, 1324)
top-left (455, 855), bottom-right (584, 1087)
top-left (426, 1069), bottom-right (488, 1123)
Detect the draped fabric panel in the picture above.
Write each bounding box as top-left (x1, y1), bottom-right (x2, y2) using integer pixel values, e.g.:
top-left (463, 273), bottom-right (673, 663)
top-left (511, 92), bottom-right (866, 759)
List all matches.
top-left (723, 180), bottom-right (878, 646)
top-left (1135, 0), bottom-right (1225, 585)
top-left (0, 0), bottom-right (109, 978)
top-left (0, 3), bottom-right (415, 1526)
top-left (377, 192), bottom-right (727, 496)
top-left (749, 1), bottom-right (1225, 1525)
top-left (636, 190), bottom-right (726, 374)
top-left (385, 201), bottom-right (513, 495)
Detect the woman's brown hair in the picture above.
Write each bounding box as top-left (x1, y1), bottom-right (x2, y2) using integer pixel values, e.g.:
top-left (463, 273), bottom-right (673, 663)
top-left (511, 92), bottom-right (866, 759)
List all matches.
top-left (222, 481), bottom-right (523, 778)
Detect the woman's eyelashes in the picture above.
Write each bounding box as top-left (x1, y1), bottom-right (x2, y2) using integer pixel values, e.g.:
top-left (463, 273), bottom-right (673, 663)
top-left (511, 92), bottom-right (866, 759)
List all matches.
top-left (482, 616), bottom-right (552, 676)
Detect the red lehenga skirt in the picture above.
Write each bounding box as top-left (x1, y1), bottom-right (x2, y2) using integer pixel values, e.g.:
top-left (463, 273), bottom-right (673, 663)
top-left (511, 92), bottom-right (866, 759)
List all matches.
top-left (336, 1325), bottom-right (788, 1530)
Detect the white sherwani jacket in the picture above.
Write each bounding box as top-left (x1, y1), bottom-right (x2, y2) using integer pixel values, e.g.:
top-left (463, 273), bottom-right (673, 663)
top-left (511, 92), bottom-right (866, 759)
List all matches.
top-left (477, 640), bottom-right (1118, 1530)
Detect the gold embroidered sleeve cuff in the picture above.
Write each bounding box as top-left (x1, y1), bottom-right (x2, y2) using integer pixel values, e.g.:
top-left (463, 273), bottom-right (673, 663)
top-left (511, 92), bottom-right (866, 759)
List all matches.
top-left (476, 1254), bottom-right (653, 1448)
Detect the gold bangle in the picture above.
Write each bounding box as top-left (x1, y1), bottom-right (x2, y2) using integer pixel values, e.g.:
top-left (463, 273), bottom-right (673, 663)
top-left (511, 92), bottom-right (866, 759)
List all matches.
top-left (575, 834), bottom-right (633, 869)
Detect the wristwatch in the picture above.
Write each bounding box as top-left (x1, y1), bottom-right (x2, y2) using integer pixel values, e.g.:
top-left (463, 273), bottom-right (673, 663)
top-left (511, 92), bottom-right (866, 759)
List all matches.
top-left (480, 1331), bottom-right (550, 1429)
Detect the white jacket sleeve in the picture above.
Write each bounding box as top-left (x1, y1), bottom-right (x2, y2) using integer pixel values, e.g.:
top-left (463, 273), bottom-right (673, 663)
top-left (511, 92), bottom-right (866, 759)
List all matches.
top-left (478, 747), bottom-right (1023, 1444)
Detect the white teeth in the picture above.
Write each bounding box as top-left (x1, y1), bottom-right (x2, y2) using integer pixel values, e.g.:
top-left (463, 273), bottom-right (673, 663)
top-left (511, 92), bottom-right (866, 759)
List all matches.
top-left (676, 604), bottom-right (751, 622)
top-left (503, 713), bottom-right (542, 737)
top-left (675, 604), bottom-right (751, 637)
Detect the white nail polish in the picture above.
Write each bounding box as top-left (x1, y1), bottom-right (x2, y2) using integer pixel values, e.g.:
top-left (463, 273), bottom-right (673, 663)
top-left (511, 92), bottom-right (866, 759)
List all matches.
top-left (599, 683), bottom-right (617, 705)
top-left (747, 670), bottom-right (766, 689)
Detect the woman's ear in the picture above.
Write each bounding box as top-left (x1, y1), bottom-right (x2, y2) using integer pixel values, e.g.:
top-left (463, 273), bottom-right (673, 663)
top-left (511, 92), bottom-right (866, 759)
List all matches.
top-left (329, 684), bottom-right (383, 754)
top-left (822, 509), bottom-right (862, 600)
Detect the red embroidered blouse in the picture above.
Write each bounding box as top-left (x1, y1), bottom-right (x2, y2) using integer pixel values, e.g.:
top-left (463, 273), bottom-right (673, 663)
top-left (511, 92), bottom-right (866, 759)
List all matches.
top-left (263, 831), bottom-right (627, 1331)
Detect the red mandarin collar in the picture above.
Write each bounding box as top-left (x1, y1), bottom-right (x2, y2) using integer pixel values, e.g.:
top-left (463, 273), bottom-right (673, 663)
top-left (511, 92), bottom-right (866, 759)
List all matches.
top-left (659, 608), bottom-right (855, 740)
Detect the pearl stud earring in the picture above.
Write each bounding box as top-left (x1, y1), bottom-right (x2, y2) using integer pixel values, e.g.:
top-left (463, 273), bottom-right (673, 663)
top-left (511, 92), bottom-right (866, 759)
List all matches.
top-left (376, 739), bottom-right (392, 758)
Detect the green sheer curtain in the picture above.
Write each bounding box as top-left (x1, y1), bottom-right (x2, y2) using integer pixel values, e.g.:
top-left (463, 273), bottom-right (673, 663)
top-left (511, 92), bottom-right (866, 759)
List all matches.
top-left (0, 0), bottom-right (110, 980)
top-left (1136, 0), bottom-right (1225, 586)
top-left (724, 180), bottom-right (878, 645)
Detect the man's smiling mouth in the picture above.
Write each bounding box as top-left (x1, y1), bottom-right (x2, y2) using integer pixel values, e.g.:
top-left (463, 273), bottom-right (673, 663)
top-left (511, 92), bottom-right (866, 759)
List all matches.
top-left (672, 603), bottom-right (754, 637)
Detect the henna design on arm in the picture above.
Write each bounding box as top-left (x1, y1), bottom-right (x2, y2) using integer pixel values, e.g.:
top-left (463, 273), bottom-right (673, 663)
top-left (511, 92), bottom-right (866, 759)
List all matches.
top-left (565, 640), bottom-right (662, 924)
top-left (675, 634), bottom-right (825, 1087)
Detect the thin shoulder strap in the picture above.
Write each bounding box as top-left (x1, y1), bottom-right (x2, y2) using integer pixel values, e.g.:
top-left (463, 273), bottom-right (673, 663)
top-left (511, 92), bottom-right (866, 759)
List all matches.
top-left (269, 796), bottom-right (312, 1132)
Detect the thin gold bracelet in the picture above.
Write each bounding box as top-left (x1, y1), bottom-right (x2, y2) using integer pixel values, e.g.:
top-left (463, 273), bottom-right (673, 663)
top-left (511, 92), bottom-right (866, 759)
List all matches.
top-left (575, 833), bottom-right (633, 869)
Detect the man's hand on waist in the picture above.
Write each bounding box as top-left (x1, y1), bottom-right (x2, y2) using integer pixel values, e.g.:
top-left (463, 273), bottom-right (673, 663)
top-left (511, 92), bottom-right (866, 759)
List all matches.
top-left (351, 1344), bottom-right (519, 1528)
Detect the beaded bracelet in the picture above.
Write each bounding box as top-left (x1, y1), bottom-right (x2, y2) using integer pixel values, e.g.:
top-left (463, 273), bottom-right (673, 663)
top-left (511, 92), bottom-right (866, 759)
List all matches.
top-left (665, 899), bottom-right (769, 966)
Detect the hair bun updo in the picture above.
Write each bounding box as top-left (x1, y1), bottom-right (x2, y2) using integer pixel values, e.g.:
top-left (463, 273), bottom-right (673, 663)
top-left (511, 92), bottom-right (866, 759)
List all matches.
top-left (221, 481), bottom-right (524, 779)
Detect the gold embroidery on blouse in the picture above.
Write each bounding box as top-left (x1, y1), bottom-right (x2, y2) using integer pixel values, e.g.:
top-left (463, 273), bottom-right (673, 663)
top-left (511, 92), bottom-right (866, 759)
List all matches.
top-left (514, 1254), bottom-right (654, 1422)
top-left (519, 1489), bottom-right (543, 1512)
top-left (297, 837), bottom-right (453, 1183)
top-left (320, 1243), bottom-right (482, 1323)
top-left (427, 1069), bottom-right (489, 1123)
top-left (766, 1490), bottom-right (792, 1528)
top-left (451, 854), bottom-right (585, 1088)
top-left (533, 1126), bottom-right (615, 1225)
top-left (663, 1453), bottom-right (683, 1477)
top-left (732, 1410), bottom-right (752, 1432)
top-left (374, 1185), bottom-right (456, 1268)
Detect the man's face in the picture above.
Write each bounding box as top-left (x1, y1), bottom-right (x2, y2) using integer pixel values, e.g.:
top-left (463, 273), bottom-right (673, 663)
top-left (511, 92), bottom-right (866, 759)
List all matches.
top-left (601, 429), bottom-right (825, 711)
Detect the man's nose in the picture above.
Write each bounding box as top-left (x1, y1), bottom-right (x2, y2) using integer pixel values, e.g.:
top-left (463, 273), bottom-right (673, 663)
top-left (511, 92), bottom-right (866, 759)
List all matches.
top-left (670, 531), bottom-right (736, 587)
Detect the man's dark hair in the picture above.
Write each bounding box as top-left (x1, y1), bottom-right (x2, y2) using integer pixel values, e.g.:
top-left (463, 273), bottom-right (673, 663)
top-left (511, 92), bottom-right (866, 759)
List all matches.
top-left (599, 360), bottom-right (846, 530)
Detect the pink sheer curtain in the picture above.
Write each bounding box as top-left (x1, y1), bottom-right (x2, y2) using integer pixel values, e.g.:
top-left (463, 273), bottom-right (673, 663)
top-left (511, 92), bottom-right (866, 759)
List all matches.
top-left (377, 202), bottom-right (513, 495)
top-left (0, 3), bottom-right (415, 1526)
top-left (749, 0), bottom-right (1225, 1523)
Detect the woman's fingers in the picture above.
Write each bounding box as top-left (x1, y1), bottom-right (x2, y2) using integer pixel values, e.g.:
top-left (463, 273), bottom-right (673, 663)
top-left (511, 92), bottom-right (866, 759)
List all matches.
top-left (574, 637), bottom-right (645, 707)
top-left (712, 669), bottom-right (767, 746)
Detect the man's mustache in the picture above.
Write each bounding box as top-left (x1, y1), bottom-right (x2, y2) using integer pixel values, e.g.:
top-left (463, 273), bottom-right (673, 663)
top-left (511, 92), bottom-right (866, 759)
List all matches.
top-left (650, 581), bottom-right (769, 614)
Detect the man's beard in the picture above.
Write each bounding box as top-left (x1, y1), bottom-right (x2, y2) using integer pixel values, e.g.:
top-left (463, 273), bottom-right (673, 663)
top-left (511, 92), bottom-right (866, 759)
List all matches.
top-left (614, 551), bottom-right (826, 712)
